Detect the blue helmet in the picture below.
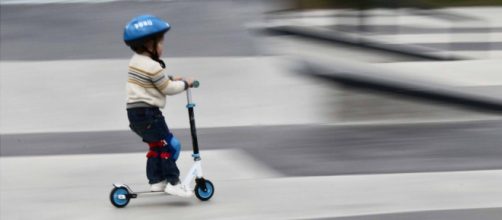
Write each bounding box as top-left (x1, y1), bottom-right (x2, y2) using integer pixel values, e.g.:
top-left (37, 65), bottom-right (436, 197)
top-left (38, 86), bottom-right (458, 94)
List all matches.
top-left (123, 15), bottom-right (170, 44)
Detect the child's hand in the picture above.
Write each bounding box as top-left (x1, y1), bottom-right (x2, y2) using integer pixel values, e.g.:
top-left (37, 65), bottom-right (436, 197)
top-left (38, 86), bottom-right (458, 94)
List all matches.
top-left (184, 78), bottom-right (195, 87)
top-left (172, 76), bottom-right (195, 87)
top-left (172, 76), bottom-right (184, 81)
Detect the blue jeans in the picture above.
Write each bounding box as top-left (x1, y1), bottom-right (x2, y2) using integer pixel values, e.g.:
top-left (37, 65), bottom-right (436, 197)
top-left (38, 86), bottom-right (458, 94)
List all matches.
top-left (127, 107), bottom-right (181, 184)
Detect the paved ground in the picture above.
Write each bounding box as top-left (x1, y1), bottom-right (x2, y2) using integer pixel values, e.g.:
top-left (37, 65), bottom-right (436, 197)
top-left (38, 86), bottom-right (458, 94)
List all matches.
top-left (1, 1), bottom-right (502, 220)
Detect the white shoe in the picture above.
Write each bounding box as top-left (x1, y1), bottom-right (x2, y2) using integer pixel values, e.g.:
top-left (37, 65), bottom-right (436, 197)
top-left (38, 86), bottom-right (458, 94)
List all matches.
top-left (150, 180), bottom-right (167, 192)
top-left (164, 182), bottom-right (193, 198)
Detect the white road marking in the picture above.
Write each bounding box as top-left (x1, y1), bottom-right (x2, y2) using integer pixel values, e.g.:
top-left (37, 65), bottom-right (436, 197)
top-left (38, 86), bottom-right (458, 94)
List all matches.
top-left (0, 57), bottom-right (338, 134)
top-left (0, 150), bottom-right (281, 189)
top-left (371, 33), bottom-right (502, 44)
top-left (378, 59), bottom-right (502, 87)
top-left (1, 151), bottom-right (501, 219)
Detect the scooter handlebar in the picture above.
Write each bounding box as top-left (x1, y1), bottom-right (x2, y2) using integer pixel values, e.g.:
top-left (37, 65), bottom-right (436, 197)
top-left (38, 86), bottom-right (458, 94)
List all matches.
top-left (191, 80), bottom-right (200, 88)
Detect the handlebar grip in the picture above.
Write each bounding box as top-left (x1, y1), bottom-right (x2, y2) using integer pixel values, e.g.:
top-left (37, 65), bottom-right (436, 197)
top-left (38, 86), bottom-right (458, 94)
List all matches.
top-left (191, 80), bottom-right (200, 88)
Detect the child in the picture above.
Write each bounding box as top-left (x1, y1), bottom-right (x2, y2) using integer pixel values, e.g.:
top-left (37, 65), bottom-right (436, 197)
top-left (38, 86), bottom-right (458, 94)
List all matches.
top-left (123, 15), bottom-right (194, 197)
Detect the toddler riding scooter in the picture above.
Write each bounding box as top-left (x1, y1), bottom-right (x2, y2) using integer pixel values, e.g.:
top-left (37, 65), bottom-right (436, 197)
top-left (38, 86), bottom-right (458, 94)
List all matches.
top-left (109, 81), bottom-right (214, 208)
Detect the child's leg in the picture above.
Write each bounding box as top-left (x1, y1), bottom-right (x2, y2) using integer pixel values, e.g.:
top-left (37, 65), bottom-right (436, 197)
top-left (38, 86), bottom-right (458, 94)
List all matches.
top-left (152, 123), bottom-right (182, 185)
top-left (147, 139), bottom-right (180, 184)
top-left (127, 108), bottom-right (180, 184)
top-left (140, 110), bottom-right (181, 184)
top-left (145, 147), bottom-right (164, 184)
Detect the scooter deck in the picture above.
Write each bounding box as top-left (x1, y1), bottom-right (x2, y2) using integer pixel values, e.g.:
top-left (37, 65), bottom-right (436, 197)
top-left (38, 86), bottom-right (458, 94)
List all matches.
top-left (127, 191), bottom-right (167, 199)
top-left (114, 183), bottom-right (167, 198)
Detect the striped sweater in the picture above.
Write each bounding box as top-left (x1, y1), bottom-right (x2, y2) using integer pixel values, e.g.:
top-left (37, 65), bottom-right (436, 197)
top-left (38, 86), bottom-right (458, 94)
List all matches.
top-left (126, 53), bottom-right (187, 109)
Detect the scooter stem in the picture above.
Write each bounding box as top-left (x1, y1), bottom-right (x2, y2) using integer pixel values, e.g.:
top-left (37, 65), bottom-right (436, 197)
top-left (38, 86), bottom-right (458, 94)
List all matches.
top-left (186, 87), bottom-right (201, 161)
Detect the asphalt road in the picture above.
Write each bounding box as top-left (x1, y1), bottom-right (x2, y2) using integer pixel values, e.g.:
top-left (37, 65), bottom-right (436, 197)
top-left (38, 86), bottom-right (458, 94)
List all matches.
top-left (3, 121), bottom-right (502, 177)
top-left (321, 208), bottom-right (502, 220)
top-left (0, 0), bottom-right (267, 60)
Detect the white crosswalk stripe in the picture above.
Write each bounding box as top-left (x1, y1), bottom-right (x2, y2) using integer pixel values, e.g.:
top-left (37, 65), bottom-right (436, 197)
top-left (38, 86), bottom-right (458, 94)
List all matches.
top-left (0, 57), bottom-right (338, 134)
top-left (1, 150), bottom-right (501, 219)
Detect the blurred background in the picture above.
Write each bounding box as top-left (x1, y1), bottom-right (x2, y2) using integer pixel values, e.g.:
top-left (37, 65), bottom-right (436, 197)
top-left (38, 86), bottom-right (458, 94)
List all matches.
top-left (1, 0), bottom-right (502, 219)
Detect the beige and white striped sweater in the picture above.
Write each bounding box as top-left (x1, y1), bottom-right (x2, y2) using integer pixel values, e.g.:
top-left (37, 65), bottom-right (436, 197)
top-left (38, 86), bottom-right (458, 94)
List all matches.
top-left (126, 53), bottom-right (186, 109)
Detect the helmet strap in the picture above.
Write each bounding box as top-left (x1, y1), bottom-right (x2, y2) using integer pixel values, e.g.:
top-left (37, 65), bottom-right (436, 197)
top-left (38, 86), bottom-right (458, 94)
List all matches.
top-left (142, 37), bottom-right (166, 69)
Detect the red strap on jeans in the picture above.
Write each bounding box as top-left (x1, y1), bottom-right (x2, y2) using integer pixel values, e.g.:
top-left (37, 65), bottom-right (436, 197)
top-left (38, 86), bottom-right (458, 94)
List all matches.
top-left (148, 140), bottom-right (167, 147)
top-left (146, 150), bottom-right (158, 158)
top-left (160, 152), bottom-right (171, 159)
top-left (147, 140), bottom-right (170, 159)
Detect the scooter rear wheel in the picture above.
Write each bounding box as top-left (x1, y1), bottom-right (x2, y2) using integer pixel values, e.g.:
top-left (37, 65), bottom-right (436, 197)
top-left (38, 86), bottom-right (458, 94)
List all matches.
top-left (194, 179), bottom-right (214, 201)
top-left (110, 186), bottom-right (131, 208)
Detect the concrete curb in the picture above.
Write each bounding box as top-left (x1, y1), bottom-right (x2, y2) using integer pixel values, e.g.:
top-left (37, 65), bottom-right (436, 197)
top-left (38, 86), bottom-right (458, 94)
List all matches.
top-left (295, 58), bottom-right (502, 113)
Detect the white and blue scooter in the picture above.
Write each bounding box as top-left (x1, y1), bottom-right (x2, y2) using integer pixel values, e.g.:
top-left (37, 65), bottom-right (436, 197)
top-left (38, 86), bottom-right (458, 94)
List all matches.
top-left (109, 81), bottom-right (215, 208)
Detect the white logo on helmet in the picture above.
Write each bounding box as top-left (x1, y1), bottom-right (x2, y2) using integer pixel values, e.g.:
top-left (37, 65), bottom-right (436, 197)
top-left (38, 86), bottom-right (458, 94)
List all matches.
top-left (134, 20), bottom-right (154, 29)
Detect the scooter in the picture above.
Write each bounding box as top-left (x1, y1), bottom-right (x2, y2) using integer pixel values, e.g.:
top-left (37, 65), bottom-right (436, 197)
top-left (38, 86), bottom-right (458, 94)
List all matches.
top-left (109, 81), bottom-right (215, 208)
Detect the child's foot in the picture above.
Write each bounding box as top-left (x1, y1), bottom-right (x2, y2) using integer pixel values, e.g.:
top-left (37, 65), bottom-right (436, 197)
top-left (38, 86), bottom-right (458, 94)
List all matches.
top-left (164, 182), bottom-right (193, 198)
top-left (150, 180), bottom-right (167, 192)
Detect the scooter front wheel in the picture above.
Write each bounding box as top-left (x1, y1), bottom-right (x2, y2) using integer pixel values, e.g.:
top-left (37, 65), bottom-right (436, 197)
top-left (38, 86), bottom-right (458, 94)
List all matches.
top-left (194, 179), bottom-right (214, 201)
top-left (110, 186), bottom-right (131, 208)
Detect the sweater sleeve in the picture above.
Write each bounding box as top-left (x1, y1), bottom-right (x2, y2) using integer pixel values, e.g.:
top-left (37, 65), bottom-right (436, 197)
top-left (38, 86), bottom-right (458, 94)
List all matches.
top-left (151, 72), bottom-right (187, 95)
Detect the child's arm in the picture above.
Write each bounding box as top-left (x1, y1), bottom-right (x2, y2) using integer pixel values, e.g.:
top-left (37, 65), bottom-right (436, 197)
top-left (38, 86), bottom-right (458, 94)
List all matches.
top-left (151, 73), bottom-right (188, 96)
